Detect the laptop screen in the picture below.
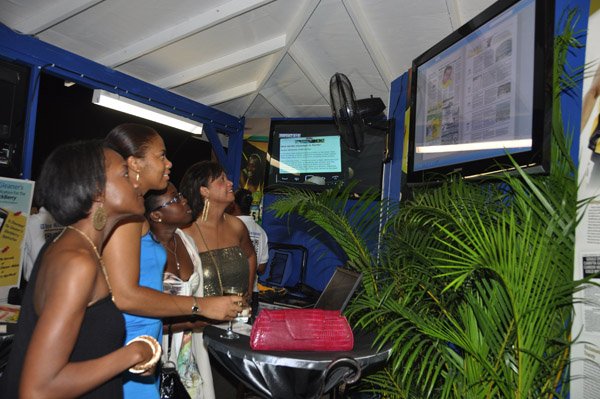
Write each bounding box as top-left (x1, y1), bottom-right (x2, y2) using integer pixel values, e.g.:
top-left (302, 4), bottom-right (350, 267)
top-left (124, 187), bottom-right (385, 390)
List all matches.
top-left (266, 252), bottom-right (289, 285)
top-left (314, 268), bottom-right (362, 311)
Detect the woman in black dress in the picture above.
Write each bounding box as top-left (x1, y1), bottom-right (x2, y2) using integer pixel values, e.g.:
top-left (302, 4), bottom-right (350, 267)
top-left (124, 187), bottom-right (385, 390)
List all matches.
top-left (0, 140), bottom-right (161, 398)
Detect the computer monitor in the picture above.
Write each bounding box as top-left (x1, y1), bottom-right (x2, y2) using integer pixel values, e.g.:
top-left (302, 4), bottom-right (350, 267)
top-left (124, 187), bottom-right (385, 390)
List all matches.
top-left (407, 0), bottom-right (553, 184)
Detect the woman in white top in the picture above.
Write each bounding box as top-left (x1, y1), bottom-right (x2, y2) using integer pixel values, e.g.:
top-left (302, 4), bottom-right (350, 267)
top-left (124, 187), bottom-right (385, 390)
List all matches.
top-left (145, 183), bottom-right (215, 399)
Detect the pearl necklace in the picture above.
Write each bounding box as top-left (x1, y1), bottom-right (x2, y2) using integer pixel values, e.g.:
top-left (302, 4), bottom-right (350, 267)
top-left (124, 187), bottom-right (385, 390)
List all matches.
top-left (65, 226), bottom-right (114, 299)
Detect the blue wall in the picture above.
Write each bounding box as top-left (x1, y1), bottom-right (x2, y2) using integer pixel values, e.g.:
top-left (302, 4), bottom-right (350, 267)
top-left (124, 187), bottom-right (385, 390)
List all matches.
top-left (383, 72), bottom-right (409, 201)
top-left (555, 0), bottom-right (590, 166)
top-left (262, 193), bottom-right (349, 291)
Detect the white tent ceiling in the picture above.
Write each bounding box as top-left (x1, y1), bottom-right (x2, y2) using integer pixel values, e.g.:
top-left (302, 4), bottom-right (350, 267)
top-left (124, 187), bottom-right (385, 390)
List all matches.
top-left (0, 0), bottom-right (495, 120)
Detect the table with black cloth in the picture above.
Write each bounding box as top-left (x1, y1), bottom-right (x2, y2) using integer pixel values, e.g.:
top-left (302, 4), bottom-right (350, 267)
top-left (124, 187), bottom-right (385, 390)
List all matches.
top-left (203, 324), bottom-right (391, 399)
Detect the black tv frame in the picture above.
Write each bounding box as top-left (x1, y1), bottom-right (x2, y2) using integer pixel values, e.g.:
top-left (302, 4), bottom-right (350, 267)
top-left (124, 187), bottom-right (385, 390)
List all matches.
top-left (406, 0), bottom-right (554, 185)
top-left (265, 119), bottom-right (386, 195)
top-left (265, 119), bottom-right (347, 192)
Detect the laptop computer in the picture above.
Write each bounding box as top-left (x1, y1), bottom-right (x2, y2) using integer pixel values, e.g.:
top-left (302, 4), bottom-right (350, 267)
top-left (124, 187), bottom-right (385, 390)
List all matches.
top-left (313, 268), bottom-right (363, 311)
top-left (263, 267), bottom-right (362, 312)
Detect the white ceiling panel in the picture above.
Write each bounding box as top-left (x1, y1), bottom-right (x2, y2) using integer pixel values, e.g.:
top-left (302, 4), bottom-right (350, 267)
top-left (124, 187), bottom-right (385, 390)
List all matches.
top-left (246, 94), bottom-right (284, 119)
top-left (0, 0), bottom-right (495, 119)
top-left (117, 1), bottom-right (295, 79)
top-left (37, 0), bottom-right (227, 59)
top-left (262, 54), bottom-right (330, 117)
top-left (0, 0), bottom-right (102, 34)
top-left (172, 55), bottom-right (276, 103)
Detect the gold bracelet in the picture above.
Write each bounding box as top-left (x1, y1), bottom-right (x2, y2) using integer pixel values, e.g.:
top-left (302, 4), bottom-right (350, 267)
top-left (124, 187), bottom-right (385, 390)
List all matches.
top-left (126, 335), bottom-right (162, 374)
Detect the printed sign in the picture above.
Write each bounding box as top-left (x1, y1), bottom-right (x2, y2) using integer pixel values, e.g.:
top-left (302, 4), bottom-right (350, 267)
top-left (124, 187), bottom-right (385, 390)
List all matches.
top-left (0, 176), bottom-right (34, 302)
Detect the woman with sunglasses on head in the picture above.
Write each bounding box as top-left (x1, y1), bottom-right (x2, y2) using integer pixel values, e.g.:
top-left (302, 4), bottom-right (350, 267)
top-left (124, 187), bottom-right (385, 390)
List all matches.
top-left (146, 183), bottom-right (215, 399)
top-left (0, 141), bottom-right (160, 398)
top-left (103, 124), bottom-right (243, 398)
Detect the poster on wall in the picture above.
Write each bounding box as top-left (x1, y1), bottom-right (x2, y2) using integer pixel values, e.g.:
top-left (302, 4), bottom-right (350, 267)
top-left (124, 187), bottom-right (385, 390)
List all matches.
top-left (0, 176), bottom-right (34, 302)
top-left (572, 1), bottom-right (600, 397)
top-left (240, 139), bottom-right (268, 222)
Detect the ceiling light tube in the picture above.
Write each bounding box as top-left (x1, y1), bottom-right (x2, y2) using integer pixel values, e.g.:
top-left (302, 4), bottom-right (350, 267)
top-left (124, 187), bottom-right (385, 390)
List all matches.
top-left (92, 89), bottom-right (203, 135)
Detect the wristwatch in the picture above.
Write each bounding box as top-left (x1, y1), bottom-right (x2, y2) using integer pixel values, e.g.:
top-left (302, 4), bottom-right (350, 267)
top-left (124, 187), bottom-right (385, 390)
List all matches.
top-left (191, 296), bottom-right (200, 315)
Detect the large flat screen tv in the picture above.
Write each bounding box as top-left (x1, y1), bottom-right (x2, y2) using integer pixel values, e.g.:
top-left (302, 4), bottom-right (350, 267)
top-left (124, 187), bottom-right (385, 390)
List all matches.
top-left (265, 120), bottom-right (384, 194)
top-left (407, 0), bottom-right (553, 185)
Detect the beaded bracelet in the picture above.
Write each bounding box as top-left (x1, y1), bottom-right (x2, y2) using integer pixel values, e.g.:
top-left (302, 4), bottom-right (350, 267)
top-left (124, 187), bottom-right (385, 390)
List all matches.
top-left (126, 335), bottom-right (162, 374)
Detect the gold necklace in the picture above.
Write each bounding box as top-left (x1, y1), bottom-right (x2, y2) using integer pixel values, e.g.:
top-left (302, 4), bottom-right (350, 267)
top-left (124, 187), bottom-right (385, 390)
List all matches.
top-left (66, 225), bottom-right (114, 299)
top-left (195, 221), bottom-right (223, 294)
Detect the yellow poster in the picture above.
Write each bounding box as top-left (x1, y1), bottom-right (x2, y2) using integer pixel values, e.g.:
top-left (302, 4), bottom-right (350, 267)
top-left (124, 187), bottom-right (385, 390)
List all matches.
top-left (0, 177), bottom-right (34, 301)
top-left (0, 209), bottom-right (27, 285)
top-left (240, 139), bottom-right (268, 222)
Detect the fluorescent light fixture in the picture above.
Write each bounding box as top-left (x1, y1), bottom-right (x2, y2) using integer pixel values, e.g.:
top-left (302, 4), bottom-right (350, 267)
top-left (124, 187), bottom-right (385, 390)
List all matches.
top-left (416, 139), bottom-right (531, 154)
top-left (92, 89), bottom-right (203, 135)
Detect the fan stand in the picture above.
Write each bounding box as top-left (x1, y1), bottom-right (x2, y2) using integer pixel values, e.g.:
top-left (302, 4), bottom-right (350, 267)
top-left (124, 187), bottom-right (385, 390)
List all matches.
top-left (363, 119), bottom-right (394, 163)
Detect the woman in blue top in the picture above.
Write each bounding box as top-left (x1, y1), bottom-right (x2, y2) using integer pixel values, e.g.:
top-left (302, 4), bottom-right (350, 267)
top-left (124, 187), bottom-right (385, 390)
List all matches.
top-left (103, 124), bottom-right (244, 398)
top-left (120, 232), bottom-right (167, 396)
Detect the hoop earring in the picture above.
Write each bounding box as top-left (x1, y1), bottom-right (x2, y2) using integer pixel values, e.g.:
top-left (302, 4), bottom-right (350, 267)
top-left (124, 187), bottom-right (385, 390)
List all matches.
top-left (201, 199), bottom-right (210, 222)
top-left (93, 204), bottom-right (107, 230)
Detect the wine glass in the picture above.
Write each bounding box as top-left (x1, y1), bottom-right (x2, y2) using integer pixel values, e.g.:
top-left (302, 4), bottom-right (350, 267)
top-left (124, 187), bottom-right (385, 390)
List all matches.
top-left (221, 286), bottom-right (244, 339)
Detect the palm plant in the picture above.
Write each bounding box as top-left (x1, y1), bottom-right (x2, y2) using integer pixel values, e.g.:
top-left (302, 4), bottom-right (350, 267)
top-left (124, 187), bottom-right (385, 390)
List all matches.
top-left (266, 7), bottom-right (589, 399)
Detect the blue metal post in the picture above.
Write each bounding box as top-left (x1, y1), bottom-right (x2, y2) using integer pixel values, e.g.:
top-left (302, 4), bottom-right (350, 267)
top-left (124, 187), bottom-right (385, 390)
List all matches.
top-left (21, 65), bottom-right (42, 180)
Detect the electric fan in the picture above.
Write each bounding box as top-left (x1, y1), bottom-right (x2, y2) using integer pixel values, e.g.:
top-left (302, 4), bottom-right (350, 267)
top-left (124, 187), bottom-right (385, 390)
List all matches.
top-left (329, 72), bottom-right (386, 153)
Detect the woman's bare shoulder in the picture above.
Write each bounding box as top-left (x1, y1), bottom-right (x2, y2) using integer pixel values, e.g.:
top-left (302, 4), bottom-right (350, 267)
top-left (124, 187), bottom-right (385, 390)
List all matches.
top-left (38, 246), bottom-right (98, 304)
top-left (44, 245), bottom-right (98, 276)
top-left (225, 214), bottom-right (247, 234)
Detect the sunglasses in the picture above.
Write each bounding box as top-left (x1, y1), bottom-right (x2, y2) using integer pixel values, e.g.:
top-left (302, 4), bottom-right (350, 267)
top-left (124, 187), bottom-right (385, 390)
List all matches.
top-left (152, 192), bottom-right (184, 211)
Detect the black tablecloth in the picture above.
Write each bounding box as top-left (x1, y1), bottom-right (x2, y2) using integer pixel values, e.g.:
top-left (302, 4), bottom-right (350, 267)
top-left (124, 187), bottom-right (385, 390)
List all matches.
top-left (203, 324), bottom-right (391, 399)
top-left (0, 326), bottom-right (15, 376)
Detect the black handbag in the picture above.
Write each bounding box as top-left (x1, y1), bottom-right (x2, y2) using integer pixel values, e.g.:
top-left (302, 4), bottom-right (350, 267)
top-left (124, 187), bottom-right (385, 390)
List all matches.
top-left (159, 325), bottom-right (191, 399)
